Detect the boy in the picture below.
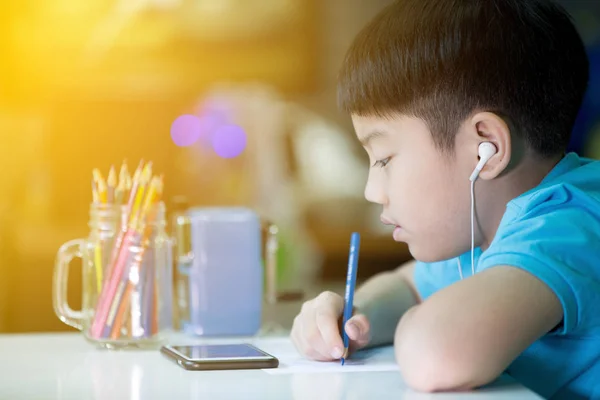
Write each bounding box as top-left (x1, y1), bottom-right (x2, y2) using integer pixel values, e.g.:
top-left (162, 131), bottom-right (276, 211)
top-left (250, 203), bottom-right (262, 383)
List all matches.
top-left (290, 0), bottom-right (600, 398)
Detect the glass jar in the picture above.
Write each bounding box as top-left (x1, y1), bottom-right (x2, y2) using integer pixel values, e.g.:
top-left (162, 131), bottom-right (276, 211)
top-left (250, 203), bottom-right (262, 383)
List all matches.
top-left (53, 202), bottom-right (173, 349)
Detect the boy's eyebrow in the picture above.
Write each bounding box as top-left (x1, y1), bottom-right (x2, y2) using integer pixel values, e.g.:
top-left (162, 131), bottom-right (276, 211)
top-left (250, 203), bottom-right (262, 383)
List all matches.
top-left (359, 130), bottom-right (387, 147)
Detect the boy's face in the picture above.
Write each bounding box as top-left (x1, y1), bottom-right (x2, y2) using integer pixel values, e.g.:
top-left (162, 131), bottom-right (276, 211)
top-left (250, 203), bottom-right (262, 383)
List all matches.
top-left (352, 114), bottom-right (472, 262)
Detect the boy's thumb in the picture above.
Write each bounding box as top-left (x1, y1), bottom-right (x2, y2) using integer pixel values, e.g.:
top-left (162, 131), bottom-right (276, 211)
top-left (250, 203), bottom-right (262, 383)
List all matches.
top-left (345, 314), bottom-right (370, 342)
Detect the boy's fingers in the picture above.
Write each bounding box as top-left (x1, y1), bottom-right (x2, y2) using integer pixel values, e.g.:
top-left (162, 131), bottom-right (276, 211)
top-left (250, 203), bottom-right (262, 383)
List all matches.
top-left (302, 321), bottom-right (334, 360)
top-left (314, 291), bottom-right (345, 358)
top-left (292, 308), bottom-right (330, 361)
top-left (301, 335), bottom-right (331, 361)
top-left (316, 309), bottom-right (344, 358)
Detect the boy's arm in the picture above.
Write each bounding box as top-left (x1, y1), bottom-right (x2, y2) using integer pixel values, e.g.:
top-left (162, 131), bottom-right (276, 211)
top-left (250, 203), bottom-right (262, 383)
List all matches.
top-left (394, 265), bottom-right (562, 392)
top-left (354, 260), bottom-right (420, 347)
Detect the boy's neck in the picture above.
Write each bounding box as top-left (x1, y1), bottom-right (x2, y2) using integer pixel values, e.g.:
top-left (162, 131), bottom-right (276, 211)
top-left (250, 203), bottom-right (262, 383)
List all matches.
top-left (479, 153), bottom-right (564, 251)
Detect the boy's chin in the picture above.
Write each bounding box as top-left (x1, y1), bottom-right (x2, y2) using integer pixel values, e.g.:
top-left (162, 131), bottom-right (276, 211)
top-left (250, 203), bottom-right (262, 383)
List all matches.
top-left (408, 244), bottom-right (456, 264)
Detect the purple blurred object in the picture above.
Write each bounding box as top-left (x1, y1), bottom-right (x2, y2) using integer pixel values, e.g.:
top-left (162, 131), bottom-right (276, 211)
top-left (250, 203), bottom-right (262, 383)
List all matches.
top-left (170, 115), bottom-right (202, 147)
top-left (212, 124), bottom-right (247, 159)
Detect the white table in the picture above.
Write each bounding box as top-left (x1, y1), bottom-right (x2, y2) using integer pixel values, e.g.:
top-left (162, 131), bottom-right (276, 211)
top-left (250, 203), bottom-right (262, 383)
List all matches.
top-left (0, 332), bottom-right (542, 400)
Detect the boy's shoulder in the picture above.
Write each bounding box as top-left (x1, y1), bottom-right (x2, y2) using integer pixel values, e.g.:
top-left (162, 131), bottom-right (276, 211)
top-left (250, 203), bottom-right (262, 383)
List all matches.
top-left (485, 152), bottom-right (600, 259)
top-left (484, 152), bottom-right (600, 260)
top-left (507, 152), bottom-right (600, 220)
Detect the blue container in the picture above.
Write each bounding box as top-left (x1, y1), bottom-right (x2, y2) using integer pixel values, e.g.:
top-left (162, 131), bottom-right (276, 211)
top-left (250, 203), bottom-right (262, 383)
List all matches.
top-left (182, 207), bottom-right (264, 336)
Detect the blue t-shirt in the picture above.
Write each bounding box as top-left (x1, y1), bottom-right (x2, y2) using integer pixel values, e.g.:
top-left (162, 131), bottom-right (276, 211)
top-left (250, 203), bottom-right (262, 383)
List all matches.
top-left (414, 152), bottom-right (600, 399)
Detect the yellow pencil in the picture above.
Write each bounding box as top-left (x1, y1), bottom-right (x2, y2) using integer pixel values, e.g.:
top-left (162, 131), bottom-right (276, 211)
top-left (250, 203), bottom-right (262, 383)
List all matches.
top-left (107, 166), bottom-right (117, 203)
top-left (92, 169), bottom-right (106, 293)
top-left (116, 161), bottom-right (129, 205)
top-left (125, 172), bottom-right (132, 193)
top-left (129, 163), bottom-right (152, 230)
top-left (119, 160), bottom-right (129, 183)
top-left (91, 178), bottom-right (99, 203)
top-left (140, 177), bottom-right (159, 222)
top-left (93, 169), bottom-right (108, 203)
top-left (125, 160), bottom-right (144, 218)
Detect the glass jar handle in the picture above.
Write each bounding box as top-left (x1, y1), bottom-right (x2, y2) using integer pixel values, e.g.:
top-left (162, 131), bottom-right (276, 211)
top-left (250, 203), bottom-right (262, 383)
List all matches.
top-left (264, 222), bottom-right (279, 304)
top-left (262, 221), bottom-right (304, 304)
top-left (53, 239), bottom-right (85, 330)
top-left (175, 215), bottom-right (193, 267)
top-left (174, 215), bottom-right (193, 328)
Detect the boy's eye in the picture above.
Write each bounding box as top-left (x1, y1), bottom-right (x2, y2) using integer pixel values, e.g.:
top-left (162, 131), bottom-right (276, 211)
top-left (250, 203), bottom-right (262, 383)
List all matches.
top-left (372, 157), bottom-right (391, 168)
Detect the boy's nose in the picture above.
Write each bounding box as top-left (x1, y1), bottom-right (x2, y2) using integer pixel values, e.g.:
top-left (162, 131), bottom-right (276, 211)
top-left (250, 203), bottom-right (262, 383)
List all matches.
top-left (364, 172), bottom-right (387, 205)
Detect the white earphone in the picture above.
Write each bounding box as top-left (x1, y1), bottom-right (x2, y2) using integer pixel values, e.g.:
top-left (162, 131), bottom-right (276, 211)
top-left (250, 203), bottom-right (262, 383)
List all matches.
top-left (469, 142), bottom-right (498, 182)
top-left (458, 142), bottom-right (497, 280)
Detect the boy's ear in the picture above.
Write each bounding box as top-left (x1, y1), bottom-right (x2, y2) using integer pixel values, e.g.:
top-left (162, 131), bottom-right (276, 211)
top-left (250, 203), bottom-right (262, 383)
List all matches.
top-left (469, 112), bottom-right (512, 180)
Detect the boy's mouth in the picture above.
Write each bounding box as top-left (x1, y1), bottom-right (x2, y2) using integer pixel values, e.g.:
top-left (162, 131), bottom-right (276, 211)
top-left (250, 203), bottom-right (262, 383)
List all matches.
top-left (381, 215), bottom-right (403, 240)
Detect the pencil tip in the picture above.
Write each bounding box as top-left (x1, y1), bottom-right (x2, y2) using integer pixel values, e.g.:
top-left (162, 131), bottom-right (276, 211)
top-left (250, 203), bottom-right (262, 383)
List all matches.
top-left (341, 358), bottom-right (345, 366)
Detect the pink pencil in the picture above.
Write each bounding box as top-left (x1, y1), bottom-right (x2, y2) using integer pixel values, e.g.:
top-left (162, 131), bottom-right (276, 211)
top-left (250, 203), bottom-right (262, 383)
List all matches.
top-left (89, 230), bottom-right (136, 338)
top-left (105, 160), bottom-right (144, 276)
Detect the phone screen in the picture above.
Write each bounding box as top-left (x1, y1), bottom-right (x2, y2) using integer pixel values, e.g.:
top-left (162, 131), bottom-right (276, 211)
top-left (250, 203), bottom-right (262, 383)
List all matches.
top-left (168, 344), bottom-right (274, 361)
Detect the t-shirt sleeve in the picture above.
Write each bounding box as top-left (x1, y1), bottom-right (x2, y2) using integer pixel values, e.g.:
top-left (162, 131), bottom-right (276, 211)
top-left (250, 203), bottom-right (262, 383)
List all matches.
top-left (414, 259), bottom-right (461, 301)
top-left (478, 205), bottom-right (600, 335)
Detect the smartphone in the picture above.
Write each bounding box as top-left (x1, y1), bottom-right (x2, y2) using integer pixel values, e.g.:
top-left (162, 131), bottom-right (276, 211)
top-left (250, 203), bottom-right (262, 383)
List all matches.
top-left (160, 343), bottom-right (279, 371)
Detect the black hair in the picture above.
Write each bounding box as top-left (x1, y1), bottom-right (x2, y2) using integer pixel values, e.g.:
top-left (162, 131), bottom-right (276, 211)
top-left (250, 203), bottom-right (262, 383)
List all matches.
top-left (338, 0), bottom-right (590, 157)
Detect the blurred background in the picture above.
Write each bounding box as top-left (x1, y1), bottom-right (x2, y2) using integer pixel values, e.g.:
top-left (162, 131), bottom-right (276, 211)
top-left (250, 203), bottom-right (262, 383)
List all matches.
top-left (0, 0), bottom-right (598, 333)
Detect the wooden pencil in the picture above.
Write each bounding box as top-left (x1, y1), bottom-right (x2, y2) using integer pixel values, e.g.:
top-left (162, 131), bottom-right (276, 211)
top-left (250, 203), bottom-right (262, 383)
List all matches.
top-left (107, 166), bottom-right (116, 203)
top-left (110, 283), bottom-right (132, 340)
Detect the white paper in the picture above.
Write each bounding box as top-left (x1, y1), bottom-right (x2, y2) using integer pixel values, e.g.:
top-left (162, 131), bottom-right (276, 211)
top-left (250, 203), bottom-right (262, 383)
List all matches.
top-left (259, 340), bottom-right (399, 374)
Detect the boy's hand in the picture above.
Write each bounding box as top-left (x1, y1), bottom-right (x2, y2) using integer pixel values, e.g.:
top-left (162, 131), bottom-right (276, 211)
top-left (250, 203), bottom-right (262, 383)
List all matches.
top-left (290, 291), bottom-right (371, 361)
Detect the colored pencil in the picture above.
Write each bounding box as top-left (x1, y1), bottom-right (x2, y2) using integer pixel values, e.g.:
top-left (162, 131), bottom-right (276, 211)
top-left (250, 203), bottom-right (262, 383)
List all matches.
top-left (89, 161), bottom-right (165, 340)
top-left (341, 232), bottom-right (361, 365)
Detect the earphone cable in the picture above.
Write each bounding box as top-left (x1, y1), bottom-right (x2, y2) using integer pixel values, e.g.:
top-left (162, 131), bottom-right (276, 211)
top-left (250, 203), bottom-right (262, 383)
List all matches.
top-left (471, 178), bottom-right (475, 276)
top-left (457, 180), bottom-right (475, 280)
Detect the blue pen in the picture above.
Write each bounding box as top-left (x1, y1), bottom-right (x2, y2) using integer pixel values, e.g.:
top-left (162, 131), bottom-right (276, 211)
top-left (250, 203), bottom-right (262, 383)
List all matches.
top-left (341, 232), bottom-right (360, 366)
